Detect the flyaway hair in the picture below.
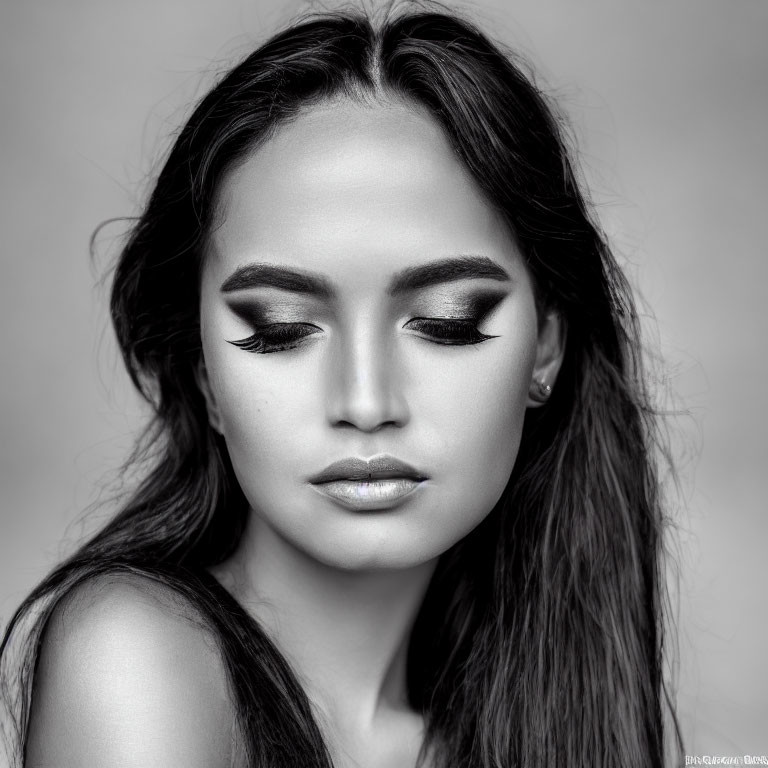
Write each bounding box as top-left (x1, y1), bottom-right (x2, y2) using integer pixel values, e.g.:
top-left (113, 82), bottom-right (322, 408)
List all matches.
top-left (1, 6), bottom-right (680, 767)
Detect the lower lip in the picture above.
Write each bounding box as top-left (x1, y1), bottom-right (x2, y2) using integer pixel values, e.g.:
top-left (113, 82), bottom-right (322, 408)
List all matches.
top-left (310, 478), bottom-right (423, 511)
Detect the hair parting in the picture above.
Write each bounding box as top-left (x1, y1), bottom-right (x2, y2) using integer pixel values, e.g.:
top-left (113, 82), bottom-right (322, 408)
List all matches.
top-left (1, 5), bottom-right (680, 766)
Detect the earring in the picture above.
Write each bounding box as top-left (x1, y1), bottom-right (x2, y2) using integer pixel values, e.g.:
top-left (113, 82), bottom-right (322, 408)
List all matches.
top-left (530, 378), bottom-right (552, 404)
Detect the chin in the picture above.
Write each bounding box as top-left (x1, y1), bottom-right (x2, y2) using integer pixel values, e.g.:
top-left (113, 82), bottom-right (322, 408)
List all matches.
top-left (313, 547), bottom-right (434, 573)
top-left (293, 517), bottom-right (469, 574)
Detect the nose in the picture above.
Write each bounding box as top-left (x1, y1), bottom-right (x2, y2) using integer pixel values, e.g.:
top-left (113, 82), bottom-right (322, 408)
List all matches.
top-left (325, 327), bottom-right (410, 432)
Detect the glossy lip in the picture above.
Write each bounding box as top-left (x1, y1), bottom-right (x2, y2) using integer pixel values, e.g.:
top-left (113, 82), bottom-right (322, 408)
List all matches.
top-left (308, 455), bottom-right (428, 511)
top-left (308, 455), bottom-right (427, 484)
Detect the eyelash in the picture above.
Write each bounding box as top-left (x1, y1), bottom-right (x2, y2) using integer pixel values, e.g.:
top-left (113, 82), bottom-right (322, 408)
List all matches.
top-left (404, 317), bottom-right (496, 345)
top-left (227, 323), bottom-right (321, 354)
top-left (227, 317), bottom-right (496, 354)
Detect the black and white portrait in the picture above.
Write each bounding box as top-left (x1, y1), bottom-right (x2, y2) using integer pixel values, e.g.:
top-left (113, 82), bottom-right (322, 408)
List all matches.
top-left (1, 1), bottom-right (766, 765)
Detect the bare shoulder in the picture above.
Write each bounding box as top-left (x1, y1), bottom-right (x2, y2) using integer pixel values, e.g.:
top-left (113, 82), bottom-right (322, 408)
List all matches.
top-left (26, 570), bottom-right (240, 768)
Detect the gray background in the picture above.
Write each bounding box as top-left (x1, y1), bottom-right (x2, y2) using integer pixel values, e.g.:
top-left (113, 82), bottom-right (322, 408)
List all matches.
top-left (1, 0), bottom-right (766, 756)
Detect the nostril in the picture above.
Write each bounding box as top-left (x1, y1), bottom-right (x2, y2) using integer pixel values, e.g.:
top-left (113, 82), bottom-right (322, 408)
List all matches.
top-left (332, 417), bottom-right (403, 432)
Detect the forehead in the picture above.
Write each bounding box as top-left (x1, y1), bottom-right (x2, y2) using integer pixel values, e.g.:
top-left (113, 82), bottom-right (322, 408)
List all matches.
top-left (206, 98), bottom-right (520, 284)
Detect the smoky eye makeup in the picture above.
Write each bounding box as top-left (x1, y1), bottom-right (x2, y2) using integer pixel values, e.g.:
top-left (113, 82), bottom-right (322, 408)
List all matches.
top-left (222, 289), bottom-right (508, 354)
top-left (403, 290), bottom-right (507, 346)
top-left (225, 298), bottom-right (316, 326)
top-left (224, 299), bottom-right (323, 354)
top-left (408, 291), bottom-right (505, 320)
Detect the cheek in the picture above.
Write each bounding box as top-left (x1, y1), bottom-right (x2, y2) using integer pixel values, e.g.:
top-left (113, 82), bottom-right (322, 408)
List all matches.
top-left (202, 338), bottom-right (319, 487)
top-left (224, 375), bottom-right (307, 453)
top-left (414, 329), bottom-right (537, 508)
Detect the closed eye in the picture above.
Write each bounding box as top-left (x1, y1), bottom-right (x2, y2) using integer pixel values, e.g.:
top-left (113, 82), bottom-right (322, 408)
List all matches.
top-left (404, 317), bottom-right (497, 346)
top-left (227, 323), bottom-right (322, 354)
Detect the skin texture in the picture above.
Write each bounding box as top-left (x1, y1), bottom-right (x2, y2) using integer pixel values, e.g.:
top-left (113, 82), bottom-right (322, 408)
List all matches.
top-left (199, 97), bottom-right (562, 575)
top-left (25, 99), bottom-right (564, 768)
top-left (25, 576), bottom-right (240, 768)
top-left (200, 98), bottom-right (564, 766)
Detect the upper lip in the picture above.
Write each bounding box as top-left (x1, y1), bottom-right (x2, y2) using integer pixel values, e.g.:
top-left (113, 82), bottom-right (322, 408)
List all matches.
top-left (309, 455), bottom-right (427, 484)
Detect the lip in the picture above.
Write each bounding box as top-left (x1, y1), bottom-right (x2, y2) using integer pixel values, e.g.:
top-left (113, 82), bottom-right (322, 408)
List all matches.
top-left (308, 455), bottom-right (428, 511)
top-left (309, 455), bottom-right (427, 484)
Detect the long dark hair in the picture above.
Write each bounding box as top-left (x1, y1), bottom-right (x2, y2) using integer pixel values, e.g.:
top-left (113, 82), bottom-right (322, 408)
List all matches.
top-left (1, 6), bottom-right (680, 766)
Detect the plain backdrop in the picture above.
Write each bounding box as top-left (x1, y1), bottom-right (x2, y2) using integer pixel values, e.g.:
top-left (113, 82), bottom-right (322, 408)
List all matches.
top-left (1, 0), bottom-right (766, 756)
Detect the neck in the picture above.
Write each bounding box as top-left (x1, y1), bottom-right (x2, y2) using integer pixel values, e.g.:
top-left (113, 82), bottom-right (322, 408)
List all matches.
top-left (215, 511), bottom-right (436, 732)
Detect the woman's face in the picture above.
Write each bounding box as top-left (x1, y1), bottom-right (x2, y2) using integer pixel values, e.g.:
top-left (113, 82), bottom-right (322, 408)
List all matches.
top-left (199, 98), bottom-right (561, 571)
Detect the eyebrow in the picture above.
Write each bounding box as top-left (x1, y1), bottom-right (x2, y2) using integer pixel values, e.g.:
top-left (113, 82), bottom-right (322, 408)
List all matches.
top-left (220, 263), bottom-right (334, 297)
top-left (387, 255), bottom-right (510, 294)
top-left (219, 255), bottom-right (510, 296)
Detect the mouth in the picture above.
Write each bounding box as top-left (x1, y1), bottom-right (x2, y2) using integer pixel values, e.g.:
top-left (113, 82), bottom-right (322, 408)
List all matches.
top-left (308, 455), bottom-right (427, 511)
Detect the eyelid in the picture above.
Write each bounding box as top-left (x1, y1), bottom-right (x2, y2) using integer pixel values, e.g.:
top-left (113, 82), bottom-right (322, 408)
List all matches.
top-left (225, 297), bottom-right (322, 327)
top-left (407, 290), bottom-right (506, 322)
top-left (226, 321), bottom-right (322, 354)
top-left (404, 316), bottom-right (497, 346)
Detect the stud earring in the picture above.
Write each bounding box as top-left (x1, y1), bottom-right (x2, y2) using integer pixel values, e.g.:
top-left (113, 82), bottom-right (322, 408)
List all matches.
top-left (530, 378), bottom-right (552, 404)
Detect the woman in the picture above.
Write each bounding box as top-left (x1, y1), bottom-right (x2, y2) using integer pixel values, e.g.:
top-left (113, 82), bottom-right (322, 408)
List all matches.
top-left (0, 5), bottom-right (679, 767)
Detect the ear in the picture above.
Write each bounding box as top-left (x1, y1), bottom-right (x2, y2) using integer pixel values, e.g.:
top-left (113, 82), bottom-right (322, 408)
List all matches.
top-left (195, 356), bottom-right (224, 434)
top-left (527, 309), bottom-right (566, 408)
